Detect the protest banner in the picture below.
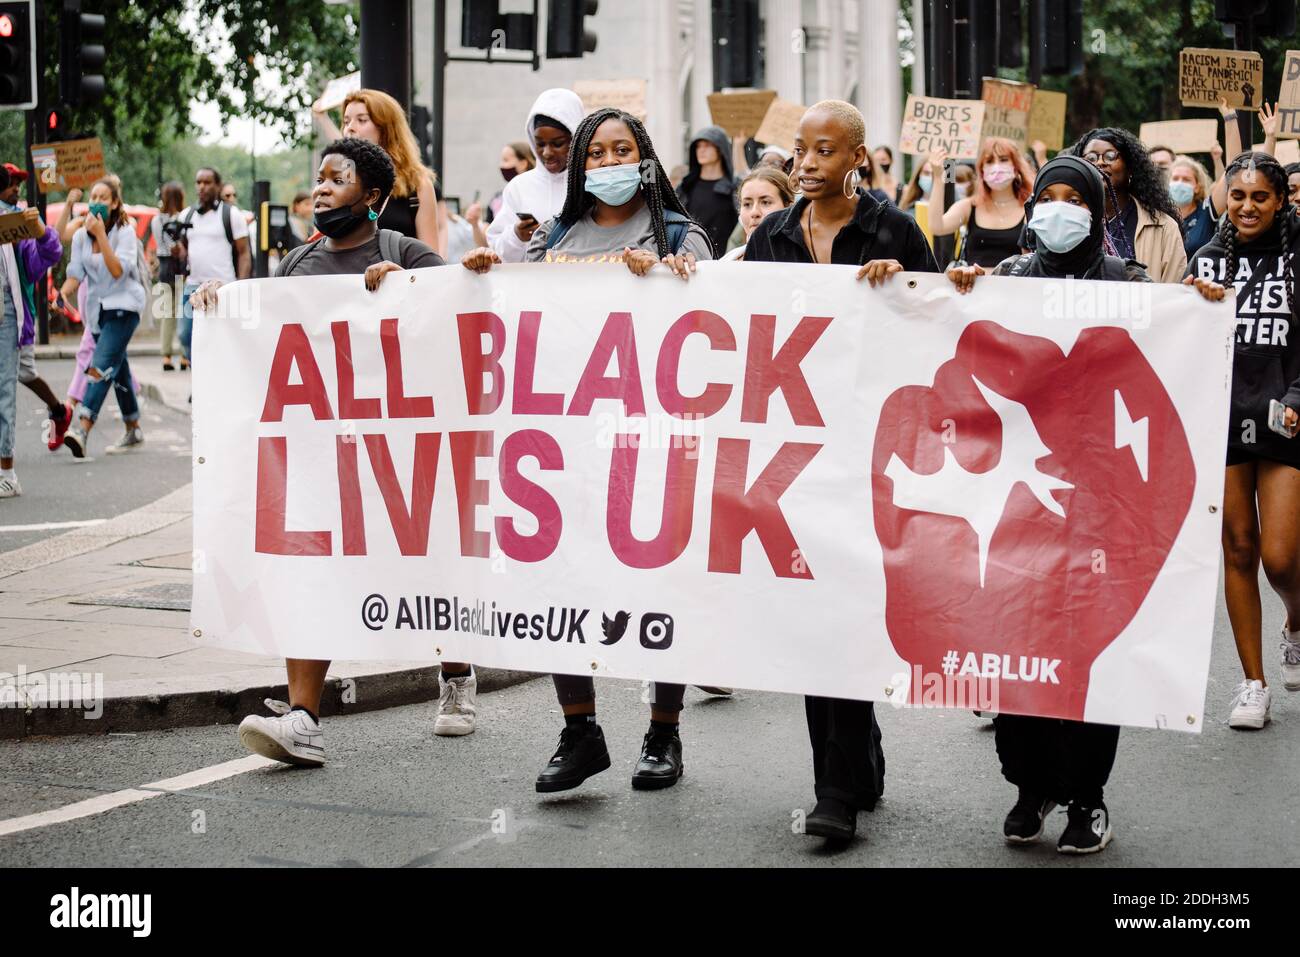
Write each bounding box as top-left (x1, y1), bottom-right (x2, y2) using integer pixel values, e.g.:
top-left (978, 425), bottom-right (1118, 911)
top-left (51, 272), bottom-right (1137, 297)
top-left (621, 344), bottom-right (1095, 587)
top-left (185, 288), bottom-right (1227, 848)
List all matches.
top-left (1026, 89), bottom-right (1067, 151)
top-left (1277, 49), bottom-right (1300, 139)
top-left (573, 79), bottom-right (647, 121)
top-left (1139, 119), bottom-right (1220, 154)
top-left (754, 98), bottom-right (806, 153)
top-left (30, 137), bottom-right (105, 194)
top-left (980, 77), bottom-right (1035, 147)
top-left (0, 210), bottom-right (46, 245)
top-left (1179, 47), bottom-right (1263, 109)
top-left (899, 94), bottom-right (986, 160)
top-left (193, 264), bottom-right (1234, 730)
top-left (707, 90), bottom-right (777, 138)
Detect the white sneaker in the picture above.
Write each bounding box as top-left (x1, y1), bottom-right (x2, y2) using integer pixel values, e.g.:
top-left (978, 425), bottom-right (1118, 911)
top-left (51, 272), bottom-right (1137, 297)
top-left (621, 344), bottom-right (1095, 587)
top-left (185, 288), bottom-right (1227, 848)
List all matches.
top-left (1281, 625), bottom-right (1300, 692)
top-left (238, 699), bottom-right (324, 766)
top-left (0, 474), bottom-right (20, 498)
top-left (1228, 679), bottom-right (1272, 730)
top-left (103, 426), bottom-right (144, 454)
top-left (434, 672), bottom-right (477, 736)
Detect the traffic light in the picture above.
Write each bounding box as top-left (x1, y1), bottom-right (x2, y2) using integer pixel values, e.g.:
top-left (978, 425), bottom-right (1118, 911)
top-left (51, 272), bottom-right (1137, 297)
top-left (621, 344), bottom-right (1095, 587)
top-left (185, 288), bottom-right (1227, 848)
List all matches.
top-left (1214, 0), bottom-right (1296, 37)
top-left (547, 0), bottom-right (597, 59)
top-left (60, 0), bottom-right (106, 107)
top-left (1032, 0), bottom-right (1083, 77)
top-left (461, 0), bottom-right (534, 52)
top-left (0, 0), bottom-right (35, 111)
top-left (712, 0), bottom-right (759, 89)
top-left (44, 106), bottom-right (67, 140)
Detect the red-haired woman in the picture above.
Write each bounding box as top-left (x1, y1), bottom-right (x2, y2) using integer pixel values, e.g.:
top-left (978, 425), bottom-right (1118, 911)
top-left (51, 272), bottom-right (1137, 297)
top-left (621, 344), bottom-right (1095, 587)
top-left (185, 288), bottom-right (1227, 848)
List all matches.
top-left (927, 138), bottom-right (1035, 268)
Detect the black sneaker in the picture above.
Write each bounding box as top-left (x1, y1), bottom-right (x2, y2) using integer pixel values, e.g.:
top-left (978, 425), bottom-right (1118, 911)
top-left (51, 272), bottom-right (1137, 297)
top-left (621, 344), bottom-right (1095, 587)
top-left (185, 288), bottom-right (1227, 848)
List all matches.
top-left (631, 726), bottom-right (683, 790)
top-left (1057, 801), bottom-right (1113, 855)
top-left (1003, 790), bottom-right (1057, 844)
top-left (535, 723), bottom-right (610, 793)
top-left (804, 797), bottom-right (857, 841)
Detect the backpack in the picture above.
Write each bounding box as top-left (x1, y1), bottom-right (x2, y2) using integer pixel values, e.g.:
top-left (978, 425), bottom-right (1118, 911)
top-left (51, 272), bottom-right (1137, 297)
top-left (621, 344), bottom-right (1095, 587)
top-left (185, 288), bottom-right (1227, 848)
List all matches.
top-left (545, 210), bottom-right (695, 256)
top-left (277, 228), bottom-right (405, 278)
top-left (1003, 252), bottom-right (1131, 282)
top-left (181, 201), bottom-right (239, 277)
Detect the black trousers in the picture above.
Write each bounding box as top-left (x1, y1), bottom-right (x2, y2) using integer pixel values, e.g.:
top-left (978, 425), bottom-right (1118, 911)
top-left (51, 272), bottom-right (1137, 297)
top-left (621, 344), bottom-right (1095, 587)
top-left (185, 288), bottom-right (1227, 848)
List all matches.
top-left (992, 714), bottom-right (1119, 807)
top-left (804, 696), bottom-right (886, 810)
top-left (552, 674), bottom-right (685, 711)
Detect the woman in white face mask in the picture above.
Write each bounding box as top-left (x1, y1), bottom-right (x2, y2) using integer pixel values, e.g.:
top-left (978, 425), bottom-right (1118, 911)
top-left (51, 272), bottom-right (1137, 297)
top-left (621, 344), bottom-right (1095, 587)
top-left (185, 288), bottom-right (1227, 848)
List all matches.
top-left (942, 154), bottom-right (1152, 856)
top-left (928, 137), bottom-right (1035, 268)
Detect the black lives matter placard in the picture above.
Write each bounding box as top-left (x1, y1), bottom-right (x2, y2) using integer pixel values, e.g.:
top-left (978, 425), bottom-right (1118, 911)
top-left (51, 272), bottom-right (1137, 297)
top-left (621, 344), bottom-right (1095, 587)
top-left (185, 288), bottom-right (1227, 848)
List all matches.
top-left (1179, 47), bottom-right (1263, 110)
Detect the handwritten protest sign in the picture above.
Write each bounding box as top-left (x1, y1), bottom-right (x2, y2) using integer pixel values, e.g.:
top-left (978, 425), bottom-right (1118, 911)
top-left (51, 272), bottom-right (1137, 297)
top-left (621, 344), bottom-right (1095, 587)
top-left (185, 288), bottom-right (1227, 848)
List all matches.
top-left (1026, 90), bottom-right (1067, 151)
top-left (0, 211), bottom-right (45, 245)
top-left (1179, 47), bottom-right (1263, 110)
top-left (707, 90), bottom-right (777, 138)
top-left (1277, 50), bottom-right (1300, 139)
top-left (573, 79), bottom-right (647, 122)
top-left (754, 98), bottom-right (806, 153)
top-left (1139, 119), bottom-right (1220, 154)
top-left (899, 95), bottom-right (985, 160)
top-left (981, 78), bottom-right (1035, 147)
top-left (30, 137), bottom-right (105, 195)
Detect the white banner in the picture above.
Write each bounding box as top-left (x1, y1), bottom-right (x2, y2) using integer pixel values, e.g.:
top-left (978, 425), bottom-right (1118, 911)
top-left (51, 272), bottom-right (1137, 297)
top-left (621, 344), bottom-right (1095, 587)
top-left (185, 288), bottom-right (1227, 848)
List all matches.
top-left (192, 264), bottom-right (1236, 731)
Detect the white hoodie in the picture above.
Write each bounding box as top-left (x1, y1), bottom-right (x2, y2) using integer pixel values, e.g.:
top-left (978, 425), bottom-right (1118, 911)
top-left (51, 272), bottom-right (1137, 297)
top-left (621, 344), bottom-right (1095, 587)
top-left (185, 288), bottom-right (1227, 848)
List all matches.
top-left (487, 88), bottom-right (586, 262)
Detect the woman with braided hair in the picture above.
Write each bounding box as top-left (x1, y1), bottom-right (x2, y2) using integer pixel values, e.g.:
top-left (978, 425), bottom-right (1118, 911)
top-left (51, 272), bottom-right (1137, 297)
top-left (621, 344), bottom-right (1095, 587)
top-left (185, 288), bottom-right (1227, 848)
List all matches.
top-left (463, 109), bottom-right (711, 794)
top-left (1185, 151), bottom-right (1300, 729)
top-left (1068, 127), bottom-right (1188, 282)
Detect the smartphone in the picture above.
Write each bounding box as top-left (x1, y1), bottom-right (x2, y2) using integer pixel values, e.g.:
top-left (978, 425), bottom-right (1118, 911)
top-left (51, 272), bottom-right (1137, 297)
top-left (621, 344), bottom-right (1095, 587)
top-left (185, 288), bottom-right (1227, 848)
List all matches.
top-left (516, 212), bottom-right (537, 222)
top-left (1269, 399), bottom-right (1298, 438)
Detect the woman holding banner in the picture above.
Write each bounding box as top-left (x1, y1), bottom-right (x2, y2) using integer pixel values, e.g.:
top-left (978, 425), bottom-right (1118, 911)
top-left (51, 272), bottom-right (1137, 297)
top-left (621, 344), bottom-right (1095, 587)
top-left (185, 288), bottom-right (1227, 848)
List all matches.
top-left (945, 154), bottom-right (1153, 854)
top-left (926, 137), bottom-right (1034, 268)
top-left (744, 99), bottom-right (939, 843)
top-left (1183, 151), bottom-right (1300, 731)
top-left (463, 108), bottom-right (712, 794)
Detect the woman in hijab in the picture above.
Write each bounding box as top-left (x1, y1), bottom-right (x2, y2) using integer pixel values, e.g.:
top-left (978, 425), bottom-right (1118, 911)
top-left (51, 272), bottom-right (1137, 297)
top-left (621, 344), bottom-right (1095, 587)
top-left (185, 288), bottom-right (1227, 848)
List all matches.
top-left (486, 89), bottom-right (586, 263)
top-left (944, 155), bottom-right (1151, 855)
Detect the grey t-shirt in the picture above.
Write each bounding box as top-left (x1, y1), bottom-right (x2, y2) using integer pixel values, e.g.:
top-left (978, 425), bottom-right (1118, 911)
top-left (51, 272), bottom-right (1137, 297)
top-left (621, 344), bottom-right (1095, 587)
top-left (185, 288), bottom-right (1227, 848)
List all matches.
top-left (275, 232), bottom-right (443, 277)
top-left (524, 204), bottom-right (713, 264)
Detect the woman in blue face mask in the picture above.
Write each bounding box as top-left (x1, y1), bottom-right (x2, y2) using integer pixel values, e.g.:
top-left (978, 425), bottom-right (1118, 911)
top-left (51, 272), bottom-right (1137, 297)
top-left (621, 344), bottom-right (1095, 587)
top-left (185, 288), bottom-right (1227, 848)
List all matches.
top-left (943, 155), bottom-right (1151, 856)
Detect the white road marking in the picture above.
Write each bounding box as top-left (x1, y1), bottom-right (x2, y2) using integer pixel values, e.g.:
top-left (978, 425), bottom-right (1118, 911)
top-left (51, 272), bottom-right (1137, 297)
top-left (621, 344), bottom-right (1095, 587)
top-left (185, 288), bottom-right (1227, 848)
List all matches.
top-left (0, 754), bottom-right (276, 838)
top-left (0, 519), bottom-right (107, 533)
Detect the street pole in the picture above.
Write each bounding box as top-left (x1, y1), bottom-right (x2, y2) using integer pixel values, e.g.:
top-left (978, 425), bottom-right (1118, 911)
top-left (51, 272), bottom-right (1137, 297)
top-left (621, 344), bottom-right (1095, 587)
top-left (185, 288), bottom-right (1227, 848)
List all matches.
top-left (1231, 12), bottom-right (1254, 154)
top-left (432, 0), bottom-right (446, 179)
top-left (360, 0), bottom-right (413, 114)
top-left (26, 1), bottom-right (49, 345)
top-left (926, 0), bottom-right (956, 267)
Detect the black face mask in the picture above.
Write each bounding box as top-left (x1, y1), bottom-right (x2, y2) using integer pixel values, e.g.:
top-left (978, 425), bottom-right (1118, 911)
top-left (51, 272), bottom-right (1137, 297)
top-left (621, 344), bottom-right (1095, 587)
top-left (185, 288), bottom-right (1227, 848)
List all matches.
top-left (501, 166), bottom-right (519, 183)
top-left (879, 163), bottom-right (891, 173)
top-left (314, 201), bottom-right (374, 239)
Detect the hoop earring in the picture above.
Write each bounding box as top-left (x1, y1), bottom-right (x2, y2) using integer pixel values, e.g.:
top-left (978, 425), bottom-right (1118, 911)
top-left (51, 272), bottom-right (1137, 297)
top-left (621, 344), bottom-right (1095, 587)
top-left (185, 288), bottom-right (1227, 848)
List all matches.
top-left (843, 168), bottom-right (861, 199)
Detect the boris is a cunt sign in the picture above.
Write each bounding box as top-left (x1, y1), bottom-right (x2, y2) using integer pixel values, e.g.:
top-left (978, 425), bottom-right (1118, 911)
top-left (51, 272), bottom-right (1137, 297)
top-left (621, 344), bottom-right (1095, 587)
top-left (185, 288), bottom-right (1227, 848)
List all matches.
top-left (192, 263), bottom-right (1235, 730)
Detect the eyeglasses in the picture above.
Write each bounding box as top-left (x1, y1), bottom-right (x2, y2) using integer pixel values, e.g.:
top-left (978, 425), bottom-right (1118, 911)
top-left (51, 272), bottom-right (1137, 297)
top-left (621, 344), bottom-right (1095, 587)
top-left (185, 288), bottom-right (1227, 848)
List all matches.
top-left (1083, 149), bottom-right (1121, 164)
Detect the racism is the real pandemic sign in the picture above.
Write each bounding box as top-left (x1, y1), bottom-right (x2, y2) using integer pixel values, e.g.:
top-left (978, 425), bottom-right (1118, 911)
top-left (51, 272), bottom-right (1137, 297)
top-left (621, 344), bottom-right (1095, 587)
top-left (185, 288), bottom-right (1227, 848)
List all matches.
top-left (192, 264), bottom-right (1235, 730)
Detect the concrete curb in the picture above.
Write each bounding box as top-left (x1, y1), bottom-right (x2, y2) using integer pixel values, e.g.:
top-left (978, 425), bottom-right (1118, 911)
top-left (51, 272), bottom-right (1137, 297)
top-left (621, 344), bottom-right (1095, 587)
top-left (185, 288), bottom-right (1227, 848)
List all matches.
top-left (33, 343), bottom-right (162, 360)
top-left (140, 381), bottom-right (192, 417)
top-left (2, 667), bottom-right (540, 739)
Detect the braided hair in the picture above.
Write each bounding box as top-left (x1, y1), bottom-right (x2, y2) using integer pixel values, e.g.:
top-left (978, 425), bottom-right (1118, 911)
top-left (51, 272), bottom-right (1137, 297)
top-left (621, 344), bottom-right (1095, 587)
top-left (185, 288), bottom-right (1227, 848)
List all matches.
top-left (557, 108), bottom-right (700, 259)
top-left (1067, 127), bottom-right (1180, 221)
top-left (1218, 151), bottom-right (1296, 317)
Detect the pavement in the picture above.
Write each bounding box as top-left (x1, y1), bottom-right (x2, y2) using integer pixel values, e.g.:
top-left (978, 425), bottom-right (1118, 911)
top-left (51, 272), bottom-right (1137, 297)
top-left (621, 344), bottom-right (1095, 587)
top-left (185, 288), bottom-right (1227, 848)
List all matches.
top-left (0, 353), bottom-right (532, 739)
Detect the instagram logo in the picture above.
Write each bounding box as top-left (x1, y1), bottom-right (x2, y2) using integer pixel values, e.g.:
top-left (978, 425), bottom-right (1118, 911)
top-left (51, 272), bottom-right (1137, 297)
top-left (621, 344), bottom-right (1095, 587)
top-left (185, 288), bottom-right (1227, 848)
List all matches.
top-left (639, 613), bottom-right (674, 650)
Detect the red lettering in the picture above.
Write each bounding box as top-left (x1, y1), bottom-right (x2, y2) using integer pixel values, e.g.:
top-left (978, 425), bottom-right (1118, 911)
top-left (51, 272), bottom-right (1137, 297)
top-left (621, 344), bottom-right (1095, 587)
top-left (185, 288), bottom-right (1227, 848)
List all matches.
top-left (607, 441), bottom-right (699, 568)
top-left (741, 315), bottom-right (831, 426)
top-left (254, 436), bottom-right (331, 555)
top-left (336, 436), bottom-right (366, 555)
top-left (457, 312), bottom-right (506, 415)
top-left (708, 438), bottom-right (820, 578)
top-left (496, 430), bottom-right (564, 562)
top-left (381, 318), bottom-right (435, 418)
top-left (260, 324), bottom-right (334, 422)
top-left (567, 311), bottom-right (646, 416)
top-left (656, 310), bottom-right (735, 418)
top-left (331, 321), bottom-right (382, 420)
top-left (364, 433), bottom-right (442, 556)
top-left (513, 311), bottom-right (565, 415)
top-left (450, 430), bottom-right (494, 557)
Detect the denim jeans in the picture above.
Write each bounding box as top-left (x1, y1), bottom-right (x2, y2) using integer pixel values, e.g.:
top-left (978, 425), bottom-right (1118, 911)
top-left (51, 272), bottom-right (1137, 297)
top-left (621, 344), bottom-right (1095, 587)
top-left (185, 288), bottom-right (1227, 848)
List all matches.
top-left (0, 300), bottom-right (16, 460)
top-left (78, 309), bottom-right (141, 424)
top-left (178, 281), bottom-right (200, 363)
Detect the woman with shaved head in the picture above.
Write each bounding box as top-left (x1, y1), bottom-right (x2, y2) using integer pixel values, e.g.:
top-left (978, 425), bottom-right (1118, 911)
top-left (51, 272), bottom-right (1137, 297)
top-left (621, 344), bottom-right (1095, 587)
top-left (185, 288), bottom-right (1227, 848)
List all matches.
top-left (745, 100), bottom-right (940, 843)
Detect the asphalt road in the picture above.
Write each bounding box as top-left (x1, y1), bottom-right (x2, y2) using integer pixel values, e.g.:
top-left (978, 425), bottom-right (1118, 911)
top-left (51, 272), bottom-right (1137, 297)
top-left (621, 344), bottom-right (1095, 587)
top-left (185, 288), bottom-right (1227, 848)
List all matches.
top-left (0, 360), bottom-right (193, 553)
top-left (1, 571), bottom-right (1296, 867)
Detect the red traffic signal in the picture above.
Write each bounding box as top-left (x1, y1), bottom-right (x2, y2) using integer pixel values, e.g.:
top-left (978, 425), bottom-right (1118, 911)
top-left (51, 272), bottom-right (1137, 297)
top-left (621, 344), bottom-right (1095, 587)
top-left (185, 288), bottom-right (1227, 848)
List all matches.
top-left (0, 14), bottom-right (13, 38)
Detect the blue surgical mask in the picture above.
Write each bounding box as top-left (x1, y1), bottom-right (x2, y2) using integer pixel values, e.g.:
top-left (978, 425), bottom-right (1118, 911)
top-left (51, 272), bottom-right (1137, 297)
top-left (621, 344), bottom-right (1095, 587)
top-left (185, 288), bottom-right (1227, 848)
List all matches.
top-left (1169, 181), bottom-right (1195, 206)
top-left (585, 164), bottom-right (642, 206)
top-left (918, 175), bottom-right (933, 195)
top-left (1028, 201), bottom-right (1092, 253)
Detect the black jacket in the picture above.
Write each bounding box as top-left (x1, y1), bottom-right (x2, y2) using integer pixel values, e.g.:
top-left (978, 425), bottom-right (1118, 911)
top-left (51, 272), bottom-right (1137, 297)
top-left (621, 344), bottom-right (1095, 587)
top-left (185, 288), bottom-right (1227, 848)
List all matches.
top-left (745, 190), bottom-right (940, 272)
top-left (676, 125), bottom-right (741, 257)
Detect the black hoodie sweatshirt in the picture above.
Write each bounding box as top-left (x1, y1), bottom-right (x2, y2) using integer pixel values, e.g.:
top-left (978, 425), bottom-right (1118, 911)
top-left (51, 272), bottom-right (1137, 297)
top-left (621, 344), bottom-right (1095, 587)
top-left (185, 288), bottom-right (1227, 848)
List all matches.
top-left (676, 125), bottom-right (740, 257)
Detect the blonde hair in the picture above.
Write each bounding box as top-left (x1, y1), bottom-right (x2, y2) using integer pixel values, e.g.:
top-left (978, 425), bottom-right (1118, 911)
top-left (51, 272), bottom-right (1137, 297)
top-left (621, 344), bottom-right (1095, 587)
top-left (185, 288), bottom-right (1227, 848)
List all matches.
top-left (343, 88), bottom-right (436, 199)
top-left (1172, 154), bottom-right (1212, 204)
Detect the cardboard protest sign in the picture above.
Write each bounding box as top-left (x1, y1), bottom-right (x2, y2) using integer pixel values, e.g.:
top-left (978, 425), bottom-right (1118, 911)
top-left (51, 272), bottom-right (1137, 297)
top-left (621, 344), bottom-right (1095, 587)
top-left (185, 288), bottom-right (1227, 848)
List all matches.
top-left (1179, 47), bottom-right (1263, 110)
top-left (193, 265), bottom-right (1232, 730)
top-left (1276, 50), bottom-right (1300, 139)
top-left (981, 77), bottom-right (1035, 148)
top-left (754, 98), bottom-right (806, 153)
top-left (312, 71), bottom-right (360, 113)
top-left (1026, 89), bottom-right (1067, 151)
top-left (30, 138), bottom-right (106, 195)
top-left (707, 90), bottom-right (777, 138)
top-left (899, 95), bottom-right (986, 160)
top-left (573, 79), bottom-right (648, 122)
top-left (1139, 119), bottom-right (1220, 154)
top-left (0, 211), bottom-right (45, 245)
